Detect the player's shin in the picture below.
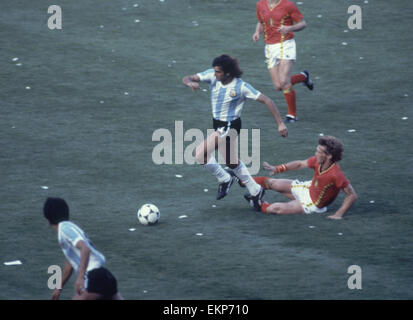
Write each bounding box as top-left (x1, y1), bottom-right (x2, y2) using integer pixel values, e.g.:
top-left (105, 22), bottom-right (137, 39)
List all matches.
top-left (233, 161), bottom-right (261, 196)
top-left (204, 156), bottom-right (231, 183)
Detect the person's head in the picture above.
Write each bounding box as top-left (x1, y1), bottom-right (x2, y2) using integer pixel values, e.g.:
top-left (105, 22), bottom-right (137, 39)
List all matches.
top-left (212, 54), bottom-right (243, 83)
top-left (43, 197), bottom-right (70, 226)
top-left (315, 136), bottom-right (344, 164)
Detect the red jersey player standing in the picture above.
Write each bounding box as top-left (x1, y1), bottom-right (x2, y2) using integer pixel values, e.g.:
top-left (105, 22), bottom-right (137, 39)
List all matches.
top-left (253, 0), bottom-right (313, 123)
top-left (244, 136), bottom-right (357, 219)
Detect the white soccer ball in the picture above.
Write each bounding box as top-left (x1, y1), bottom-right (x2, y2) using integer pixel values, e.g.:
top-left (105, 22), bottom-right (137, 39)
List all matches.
top-left (137, 204), bottom-right (160, 225)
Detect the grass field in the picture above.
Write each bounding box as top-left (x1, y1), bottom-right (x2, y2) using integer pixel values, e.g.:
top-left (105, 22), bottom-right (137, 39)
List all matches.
top-left (1, 0), bottom-right (412, 300)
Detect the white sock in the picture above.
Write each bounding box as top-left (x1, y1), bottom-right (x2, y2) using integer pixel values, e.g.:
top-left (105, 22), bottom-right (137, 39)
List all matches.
top-left (232, 161), bottom-right (261, 196)
top-left (204, 156), bottom-right (231, 183)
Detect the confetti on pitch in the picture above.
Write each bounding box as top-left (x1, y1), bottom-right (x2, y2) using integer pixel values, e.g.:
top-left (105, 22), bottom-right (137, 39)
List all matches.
top-left (175, 174), bottom-right (183, 178)
top-left (133, 4), bottom-right (139, 7)
top-left (402, 117), bottom-right (408, 120)
top-left (297, 2), bottom-right (303, 4)
top-left (16, 63), bottom-right (22, 66)
top-left (319, 133), bottom-right (324, 136)
top-left (343, 30), bottom-right (348, 33)
top-left (317, 14), bottom-right (322, 18)
top-left (41, 186), bottom-right (49, 190)
top-left (204, 189), bottom-right (208, 192)
top-left (134, 19), bottom-right (141, 23)
top-left (12, 57), bottom-right (19, 62)
top-left (404, 94), bottom-right (409, 97)
top-left (4, 260), bottom-right (22, 266)
top-left (369, 200), bottom-right (375, 204)
top-left (212, 205), bottom-right (217, 208)
top-left (338, 233), bottom-right (343, 236)
top-left (129, 228), bottom-right (136, 232)
top-left (347, 129), bottom-right (356, 133)
top-left (309, 226), bottom-right (316, 229)
top-left (342, 42), bottom-right (348, 46)
top-left (195, 233), bottom-right (203, 236)
top-left (124, 92), bottom-right (129, 95)
top-left (359, 57), bottom-right (364, 60)
top-left (192, 20), bottom-right (199, 27)
top-left (25, 86), bottom-right (31, 90)
top-left (178, 215), bottom-right (188, 219)
top-left (100, 100), bottom-right (104, 104)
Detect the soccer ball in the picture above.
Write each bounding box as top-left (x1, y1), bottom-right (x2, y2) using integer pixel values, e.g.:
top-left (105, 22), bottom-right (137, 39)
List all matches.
top-left (137, 204), bottom-right (160, 225)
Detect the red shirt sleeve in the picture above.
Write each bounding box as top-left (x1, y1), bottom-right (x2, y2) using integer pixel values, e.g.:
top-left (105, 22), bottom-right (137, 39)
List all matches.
top-left (289, 2), bottom-right (304, 22)
top-left (306, 156), bottom-right (318, 169)
top-left (256, 2), bottom-right (263, 23)
top-left (335, 170), bottom-right (350, 189)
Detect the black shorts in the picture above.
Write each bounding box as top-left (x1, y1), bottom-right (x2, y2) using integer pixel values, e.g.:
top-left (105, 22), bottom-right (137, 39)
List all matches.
top-left (86, 267), bottom-right (118, 298)
top-left (213, 118), bottom-right (241, 135)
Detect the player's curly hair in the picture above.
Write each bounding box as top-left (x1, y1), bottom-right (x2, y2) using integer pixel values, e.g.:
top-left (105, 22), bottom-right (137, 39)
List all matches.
top-left (43, 197), bottom-right (70, 225)
top-left (318, 136), bottom-right (344, 163)
top-left (212, 54), bottom-right (243, 78)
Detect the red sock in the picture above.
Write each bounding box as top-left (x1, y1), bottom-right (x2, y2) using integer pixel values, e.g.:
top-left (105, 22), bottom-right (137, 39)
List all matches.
top-left (253, 176), bottom-right (269, 189)
top-left (291, 73), bottom-right (306, 85)
top-left (261, 202), bottom-right (270, 213)
top-left (283, 88), bottom-right (297, 118)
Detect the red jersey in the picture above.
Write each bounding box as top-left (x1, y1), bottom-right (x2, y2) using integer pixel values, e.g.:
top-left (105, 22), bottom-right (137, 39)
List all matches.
top-left (307, 156), bottom-right (350, 208)
top-left (256, 0), bottom-right (303, 44)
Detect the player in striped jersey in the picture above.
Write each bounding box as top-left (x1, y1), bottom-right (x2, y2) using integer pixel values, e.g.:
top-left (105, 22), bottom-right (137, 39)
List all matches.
top-left (183, 54), bottom-right (288, 211)
top-left (44, 197), bottom-right (123, 299)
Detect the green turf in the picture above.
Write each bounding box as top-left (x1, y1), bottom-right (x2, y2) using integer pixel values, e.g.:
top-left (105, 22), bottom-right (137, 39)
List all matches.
top-left (1, 0), bottom-right (412, 300)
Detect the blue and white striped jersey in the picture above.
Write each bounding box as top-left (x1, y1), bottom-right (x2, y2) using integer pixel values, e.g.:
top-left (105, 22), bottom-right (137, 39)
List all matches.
top-left (197, 69), bottom-right (261, 122)
top-left (57, 221), bottom-right (105, 273)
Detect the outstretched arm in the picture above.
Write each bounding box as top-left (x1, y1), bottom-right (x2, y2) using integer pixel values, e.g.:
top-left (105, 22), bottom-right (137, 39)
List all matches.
top-left (256, 93), bottom-right (288, 138)
top-left (263, 159), bottom-right (308, 175)
top-left (327, 184), bottom-right (357, 220)
top-left (182, 74), bottom-right (201, 91)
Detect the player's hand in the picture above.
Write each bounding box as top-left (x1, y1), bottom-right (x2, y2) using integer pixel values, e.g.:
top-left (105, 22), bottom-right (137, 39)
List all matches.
top-left (327, 214), bottom-right (342, 220)
top-left (278, 123), bottom-right (288, 137)
top-left (51, 289), bottom-right (62, 300)
top-left (75, 276), bottom-right (85, 295)
top-left (263, 161), bottom-right (278, 175)
top-left (252, 32), bottom-right (260, 42)
top-left (277, 26), bottom-right (291, 35)
top-left (188, 82), bottom-right (200, 91)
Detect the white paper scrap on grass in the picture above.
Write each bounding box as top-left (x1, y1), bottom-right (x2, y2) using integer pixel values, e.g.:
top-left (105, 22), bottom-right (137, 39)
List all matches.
top-left (129, 228), bottom-right (136, 232)
top-left (402, 117), bottom-right (408, 120)
top-left (347, 129), bottom-right (356, 133)
top-left (195, 233), bottom-right (203, 236)
top-left (175, 174), bottom-right (183, 178)
top-left (12, 57), bottom-right (19, 62)
top-left (179, 215), bottom-right (188, 219)
top-left (309, 226), bottom-right (316, 229)
top-left (41, 186), bottom-right (49, 190)
top-left (4, 260), bottom-right (22, 266)
top-left (338, 233), bottom-right (343, 236)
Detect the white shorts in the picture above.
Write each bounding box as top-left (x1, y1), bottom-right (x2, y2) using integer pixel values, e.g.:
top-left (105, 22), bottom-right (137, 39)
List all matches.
top-left (290, 180), bottom-right (327, 214)
top-left (265, 39), bottom-right (297, 69)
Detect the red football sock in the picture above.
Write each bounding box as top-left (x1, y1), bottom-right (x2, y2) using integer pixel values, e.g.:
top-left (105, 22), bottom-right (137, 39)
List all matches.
top-left (261, 202), bottom-right (271, 213)
top-left (253, 176), bottom-right (269, 189)
top-left (283, 88), bottom-right (297, 118)
top-left (291, 73), bottom-right (306, 85)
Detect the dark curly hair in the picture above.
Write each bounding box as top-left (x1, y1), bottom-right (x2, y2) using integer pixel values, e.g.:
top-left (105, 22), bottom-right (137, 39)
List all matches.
top-left (212, 54), bottom-right (243, 78)
top-left (318, 136), bottom-right (344, 163)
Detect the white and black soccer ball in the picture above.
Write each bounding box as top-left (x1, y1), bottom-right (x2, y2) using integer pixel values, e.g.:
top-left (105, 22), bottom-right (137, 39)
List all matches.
top-left (137, 204), bottom-right (160, 225)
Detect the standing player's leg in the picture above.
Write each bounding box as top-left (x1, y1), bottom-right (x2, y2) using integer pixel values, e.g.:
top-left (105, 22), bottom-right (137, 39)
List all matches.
top-left (194, 132), bottom-right (233, 199)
